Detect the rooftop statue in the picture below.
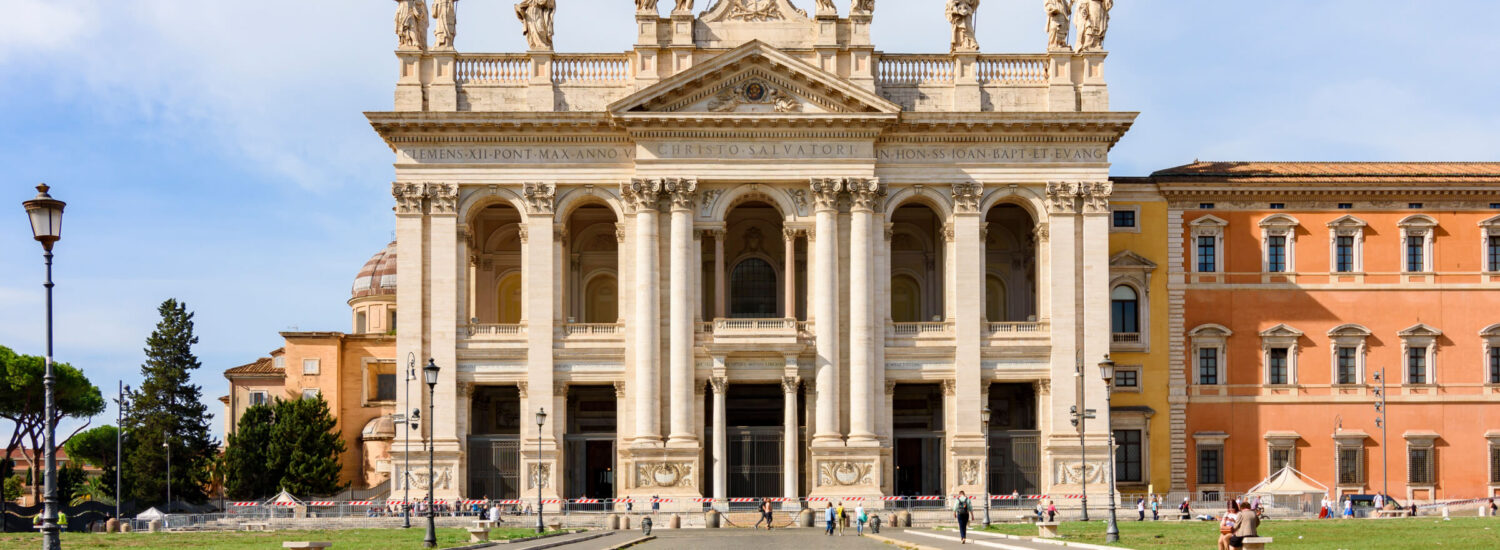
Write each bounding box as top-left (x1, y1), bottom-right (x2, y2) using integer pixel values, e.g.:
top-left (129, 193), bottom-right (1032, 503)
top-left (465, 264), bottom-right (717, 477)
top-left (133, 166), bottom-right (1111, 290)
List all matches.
top-left (636, 0), bottom-right (658, 13)
top-left (394, 0), bottom-right (429, 51)
top-left (674, 0), bottom-right (693, 14)
top-left (515, 0), bottom-right (555, 51)
top-left (1044, 0), bottom-right (1071, 51)
top-left (1075, 0), bottom-right (1111, 52)
top-left (815, 0), bottom-right (837, 16)
top-left (432, 0), bottom-right (458, 50)
top-left (851, 0), bottom-right (874, 16)
top-left (947, 0), bottom-right (980, 53)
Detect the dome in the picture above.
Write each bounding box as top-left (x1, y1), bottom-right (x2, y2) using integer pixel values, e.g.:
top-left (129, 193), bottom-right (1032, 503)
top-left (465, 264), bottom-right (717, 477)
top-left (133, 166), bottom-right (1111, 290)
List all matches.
top-left (360, 415), bottom-right (396, 441)
top-left (351, 242), bottom-right (398, 300)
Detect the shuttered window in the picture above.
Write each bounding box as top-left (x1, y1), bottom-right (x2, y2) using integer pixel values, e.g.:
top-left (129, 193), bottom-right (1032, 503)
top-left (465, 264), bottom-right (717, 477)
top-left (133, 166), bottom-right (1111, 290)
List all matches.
top-left (1408, 447), bottom-right (1433, 485)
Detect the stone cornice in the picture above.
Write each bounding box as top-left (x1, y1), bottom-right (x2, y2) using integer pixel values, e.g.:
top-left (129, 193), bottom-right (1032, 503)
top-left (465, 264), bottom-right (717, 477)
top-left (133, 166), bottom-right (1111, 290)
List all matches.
top-left (1157, 183), bottom-right (1500, 199)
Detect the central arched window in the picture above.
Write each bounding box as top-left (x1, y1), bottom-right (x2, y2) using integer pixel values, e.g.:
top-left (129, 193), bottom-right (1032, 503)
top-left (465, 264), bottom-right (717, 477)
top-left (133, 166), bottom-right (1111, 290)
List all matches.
top-left (730, 258), bottom-right (777, 318)
top-left (1110, 285), bottom-right (1139, 334)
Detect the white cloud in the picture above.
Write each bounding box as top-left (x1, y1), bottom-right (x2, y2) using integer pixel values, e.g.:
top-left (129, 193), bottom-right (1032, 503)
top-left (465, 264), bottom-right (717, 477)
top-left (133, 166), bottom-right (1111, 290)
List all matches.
top-left (0, 0), bottom-right (93, 58)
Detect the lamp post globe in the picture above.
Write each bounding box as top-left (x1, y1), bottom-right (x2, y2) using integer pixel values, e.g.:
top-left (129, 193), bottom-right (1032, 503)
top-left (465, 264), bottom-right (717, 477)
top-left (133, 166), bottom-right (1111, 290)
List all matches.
top-left (535, 407), bottom-right (547, 534)
top-left (1099, 355), bottom-right (1120, 544)
top-left (422, 359), bottom-right (440, 548)
top-left (23, 183), bottom-right (65, 550)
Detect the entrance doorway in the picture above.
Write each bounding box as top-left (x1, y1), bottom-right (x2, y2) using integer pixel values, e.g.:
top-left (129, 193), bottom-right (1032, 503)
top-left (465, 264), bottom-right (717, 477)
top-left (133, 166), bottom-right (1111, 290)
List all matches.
top-left (468, 386), bottom-right (522, 499)
top-left (706, 383), bottom-right (786, 498)
top-left (987, 383), bottom-right (1040, 495)
top-left (564, 386), bottom-right (617, 503)
top-left (892, 384), bottom-right (944, 498)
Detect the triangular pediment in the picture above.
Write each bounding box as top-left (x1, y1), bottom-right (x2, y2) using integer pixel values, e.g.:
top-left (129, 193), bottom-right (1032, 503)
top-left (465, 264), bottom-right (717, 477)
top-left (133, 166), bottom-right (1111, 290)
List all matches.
top-left (608, 40), bottom-right (900, 116)
top-left (1110, 250), bottom-right (1158, 271)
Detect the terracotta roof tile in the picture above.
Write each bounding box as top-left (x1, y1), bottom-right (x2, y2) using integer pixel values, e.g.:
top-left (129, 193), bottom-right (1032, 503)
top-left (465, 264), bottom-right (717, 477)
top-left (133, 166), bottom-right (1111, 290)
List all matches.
top-left (225, 357), bottom-right (280, 375)
top-left (1151, 161), bottom-right (1500, 182)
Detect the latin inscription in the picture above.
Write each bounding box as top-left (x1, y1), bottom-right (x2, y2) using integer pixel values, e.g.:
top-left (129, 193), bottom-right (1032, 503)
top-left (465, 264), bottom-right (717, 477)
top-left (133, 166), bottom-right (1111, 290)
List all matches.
top-left (398, 143), bottom-right (1106, 164)
top-left (398, 146), bottom-right (635, 164)
top-left (877, 145), bottom-right (1107, 163)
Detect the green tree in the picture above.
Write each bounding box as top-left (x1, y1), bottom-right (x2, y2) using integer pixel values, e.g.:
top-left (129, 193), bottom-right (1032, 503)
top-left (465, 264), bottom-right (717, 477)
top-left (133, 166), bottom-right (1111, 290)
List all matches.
top-left (266, 396), bottom-right (347, 497)
top-left (223, 404), bottom-right (277, 500)
top-left (55, 462), bottom-right (86, 505)
top-left (0, 345), bottom-right (105, 504)
top-left (121, 300), bottom-right (218, 510)
top-left (3, 475), bottom-right (22, 501)
top-left (71, 475), bottom-right (114, 506)
top-left (63, 425), bottom-right (117, 499)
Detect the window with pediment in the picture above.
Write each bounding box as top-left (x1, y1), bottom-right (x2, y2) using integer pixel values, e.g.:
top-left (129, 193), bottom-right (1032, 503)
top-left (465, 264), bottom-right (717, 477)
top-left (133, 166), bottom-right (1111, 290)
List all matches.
top-left (1327, 215), bottom-right (1367, 274)
top-left (1328, 324), bottom-right (1371, 386)
top-left (1481, 324), bottom-right (1500, 385)
top-left (1398, 323), bottom-right (1442, 385)
top-left (1259, 214), bottom-right (1298, 273)
top-left (1190, 216), bottom-right (1227, 274)
top-left (1398, 215), bottom-right (1437, 273)
top-left (1260, 324), bottom-right (1303, 385)
top-left (1480, 215), bottom-right (1500, 273)
top-left (1190, 324), bottom-right (1232, 385)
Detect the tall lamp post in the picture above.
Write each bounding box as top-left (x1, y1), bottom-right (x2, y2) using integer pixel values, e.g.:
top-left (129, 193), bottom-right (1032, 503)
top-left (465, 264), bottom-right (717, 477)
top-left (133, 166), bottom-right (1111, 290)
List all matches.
top-left (404, 352), bottom-right (416, 529)
top-left (535, 408), bottom-right (547, 534)
top-left (1070, 352), bottom-right (1096, 523)
top-left (115, 383), bottom-right (132, 522)
top-left (23, 183), bottom-right (65, 550)
top-left (422, 359), bottom-right (440, 548)
top-left (1099, 355), bottom-right (1120, 543)
top-left (1372, 368), bottom-right (1388, 502)
top-left (164, 434), bottom-right (172, 514)
top-left (981, 406), bottom-right (992, 528)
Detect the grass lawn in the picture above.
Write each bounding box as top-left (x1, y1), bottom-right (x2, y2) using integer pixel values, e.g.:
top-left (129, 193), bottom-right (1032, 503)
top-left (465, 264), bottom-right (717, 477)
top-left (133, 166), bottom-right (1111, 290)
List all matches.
top-left (0, 527), bottom-right (565, 550)
top-left (973, 517), bottom-right (1500, 549)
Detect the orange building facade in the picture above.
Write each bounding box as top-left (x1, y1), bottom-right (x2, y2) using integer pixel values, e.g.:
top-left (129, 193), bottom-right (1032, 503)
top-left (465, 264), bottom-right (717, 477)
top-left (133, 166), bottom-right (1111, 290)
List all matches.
top-left (1152, 162), bottom-right (1500, 503)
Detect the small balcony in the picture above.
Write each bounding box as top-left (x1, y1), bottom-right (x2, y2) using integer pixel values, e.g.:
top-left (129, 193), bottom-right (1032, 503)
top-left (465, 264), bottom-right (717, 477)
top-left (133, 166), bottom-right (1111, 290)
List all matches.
top-left (558, 323), bottom-right (624, 343)
top-left (464, 323), bottom-right (527, 341)
top-left (886, 321), bottom-right (955, 347)
top-left (983, 321), bottom-right (1050, 349)
top-left (702, 318), bottom-right (807, 350)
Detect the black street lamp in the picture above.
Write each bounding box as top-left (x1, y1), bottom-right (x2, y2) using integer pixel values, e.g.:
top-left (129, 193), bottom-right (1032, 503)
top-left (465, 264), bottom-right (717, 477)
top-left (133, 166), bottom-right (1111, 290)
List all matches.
top-left (981, 406), bottom-right (992, 528)
top-left (404, 351), bottom-right (416, 529)
top-left (115, 383), bottom-right (131, 522)
top-left (534, 407), bottom-right (547, 534)
top-left (422, 359), bottom-right (440, 548)
top-left (1099, 355), bottom-right (1120, 543)
top-left (23, 183), bottom-right (65, 550)
top-left (164, 434), bottom-right (172, 515)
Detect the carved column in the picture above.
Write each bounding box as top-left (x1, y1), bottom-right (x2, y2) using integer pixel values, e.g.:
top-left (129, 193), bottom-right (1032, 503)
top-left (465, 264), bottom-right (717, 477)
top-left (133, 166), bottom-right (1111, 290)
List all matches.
top-left (782, 375), bottom-right (801, 501)
top-left (392, 182), bottom-right (427, 475)
top-left (710, 376), bottom-right (728, 501)
top-left (847, 178), bottom-right (882, 445)
top-left (714, 230), bottom-right (727, 319)
top-left (625, 179), bottom-right (662, 445)
top-left (666, 178), bottom-right (698, 447)
top-left (521, 182), bottom-right (558, 495)
top-left (783, 228), bottom-right (798, 319)
top-left (809, 177), bottom-right (844, 446)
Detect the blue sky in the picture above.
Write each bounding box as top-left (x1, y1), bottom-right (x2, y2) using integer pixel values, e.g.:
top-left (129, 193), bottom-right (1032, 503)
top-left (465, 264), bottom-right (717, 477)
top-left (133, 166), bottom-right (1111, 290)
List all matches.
top-left (2, 0), bottom-right (1498, 442)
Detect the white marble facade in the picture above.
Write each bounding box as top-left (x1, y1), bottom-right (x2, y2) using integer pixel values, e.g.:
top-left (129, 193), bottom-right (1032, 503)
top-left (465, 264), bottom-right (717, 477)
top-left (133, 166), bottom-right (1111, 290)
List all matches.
top-left (374, 0), bottom-right (1132, 508)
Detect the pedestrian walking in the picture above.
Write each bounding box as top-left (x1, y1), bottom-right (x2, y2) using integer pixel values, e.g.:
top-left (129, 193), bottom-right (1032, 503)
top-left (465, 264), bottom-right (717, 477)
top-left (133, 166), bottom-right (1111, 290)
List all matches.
top-left (1136, 497), bottom-right (1146, 521)
top-left (953, 490), bottom-right (973, 544)
top-left (855, 503), bottom-right (866, 536)
top-left (651, 495), bottom-right (659, 512)
top-left (1047, 500), bottom-right (1057, 522)
top-left (754, 498), bottom-right (771, 530)
top-left (1342, 497), bottom-right (1354, 519)
top-left (1150, 495), bottom-right (1160, 520)
top-left (1179, 497), bottom-right (1191, 520)
top-left (824, 503), bottom-right (836, 536)
top-left (835, 501), bottom-right (846, 536)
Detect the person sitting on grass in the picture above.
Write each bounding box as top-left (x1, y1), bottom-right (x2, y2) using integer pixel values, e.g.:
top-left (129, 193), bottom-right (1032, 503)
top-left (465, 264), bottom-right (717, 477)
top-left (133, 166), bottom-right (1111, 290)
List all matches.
top-left (1217, 500), bottom-right (1240, 550)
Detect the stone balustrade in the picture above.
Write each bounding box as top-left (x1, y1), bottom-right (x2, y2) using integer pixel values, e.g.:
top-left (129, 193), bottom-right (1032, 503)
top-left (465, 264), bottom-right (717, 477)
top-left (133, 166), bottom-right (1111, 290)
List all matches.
top-left (463, 323), bottom-right (527, 340)
top-left (551, 54), bottom-right (632, 85)
top-left (454, 54), bottom-right (530, 84)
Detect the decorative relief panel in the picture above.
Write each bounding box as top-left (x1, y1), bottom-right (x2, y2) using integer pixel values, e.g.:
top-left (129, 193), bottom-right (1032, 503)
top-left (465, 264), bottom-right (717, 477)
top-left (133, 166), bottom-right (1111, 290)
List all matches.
top-left (958, 458), bottom-right (984, 486)
top-left (636, 461), bottom-right (696, 488)
top-left (523, 182), bottom-right (556, 214)
top-left (951, 182), bottom-right (982, 214)
top-left (817, 460), bottom-right (877, 487)
top-left (1052, 461), bottom-right (1107, 485)
top-left (427, 183), bottom-right (459, 215)
top-left (393, 182), bottom-right (427, 215)
top-left (528, 462), bottom-right (551, 490)
top-left (403, 466), bottom-right (452, 490)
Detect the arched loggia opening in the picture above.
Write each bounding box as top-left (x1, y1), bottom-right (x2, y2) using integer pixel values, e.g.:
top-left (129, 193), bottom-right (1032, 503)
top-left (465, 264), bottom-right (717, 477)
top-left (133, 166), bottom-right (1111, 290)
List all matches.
top-left (708, 200), bottom-right (801, 320)
top-left (564, 203), bottom-right (620, 324)
top-left (984, 204), bottom-right (1039, 322)
top-left (889, 203), bottom-right (945, 323)
top-left (471, 204), bottom-right (524, 324)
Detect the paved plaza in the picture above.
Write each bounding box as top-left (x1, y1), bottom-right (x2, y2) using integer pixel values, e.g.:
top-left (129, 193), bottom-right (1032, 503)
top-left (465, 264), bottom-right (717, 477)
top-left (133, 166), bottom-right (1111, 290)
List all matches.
top-left (577, 527), bottom-right (1070, 550)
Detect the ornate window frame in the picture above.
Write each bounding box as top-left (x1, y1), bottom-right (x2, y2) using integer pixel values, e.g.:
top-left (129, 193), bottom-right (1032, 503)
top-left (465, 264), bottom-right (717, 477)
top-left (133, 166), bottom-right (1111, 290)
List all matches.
top-left (1487, 430), bottom-right (1500, 493)
top-left (1258, 214), bottom-right (1299, 275)
top-left (1333, 430), bottom-right (1369, 493)
top-left (1193, 431), bottom-right (1230, 495)
top-left (1259, 324), bottom-right (1303, 387)
top-left (1480, 215), bottom-right (1500, 278)
top-left (1398, 323), bottom-right (1442, 386)
top-left (1190, 324), bottom-right (1232, 386)
top-left (1398, 214), bottom-right (1438, 275)
top-left (1327, 215), bottom-right (1367, 275)
top-left (1111, 408), bottom-right (1152, 487)
top-left (1328, 324), bottom-right (1372, 387)
top-left (1190, 215), bottom-right (1227, 277)
top-left (1109, 251), bottom-right (1157, 353)
top-left (1403, 431), bottom-right (1439, 500)
top-left (361, 357), bottom-right (399, 407)
top-left (1481, 324), bottom-right (1500, 386)
top-left (1265, 431), bottom-right (1301, 474)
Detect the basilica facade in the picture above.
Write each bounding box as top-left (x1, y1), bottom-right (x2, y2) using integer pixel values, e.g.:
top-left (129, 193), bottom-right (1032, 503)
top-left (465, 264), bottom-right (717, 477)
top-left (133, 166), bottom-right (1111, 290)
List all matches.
top-left (372, 0), bottom-right (1128, 507)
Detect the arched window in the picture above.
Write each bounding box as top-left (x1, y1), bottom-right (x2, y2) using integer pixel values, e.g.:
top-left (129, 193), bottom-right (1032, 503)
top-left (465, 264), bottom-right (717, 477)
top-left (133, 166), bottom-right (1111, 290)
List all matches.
top-left (730, 258), bottom-right (777, 318)
top-left (1110, 286), bottom-right (1139, 334)
top-left (985, 275), bottom-right (1007, 321)
top-left (497, 272), bottom-right (523, 324)
top-left (891, 275), bottom-right (922, 323)
top-left (584, 274), bottom-right (618, 324)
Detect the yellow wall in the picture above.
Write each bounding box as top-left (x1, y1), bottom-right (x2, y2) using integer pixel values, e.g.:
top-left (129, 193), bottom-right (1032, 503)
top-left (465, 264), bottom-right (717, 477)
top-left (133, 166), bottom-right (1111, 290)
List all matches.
top-left (1107, 185), bottom-right (1173, 493)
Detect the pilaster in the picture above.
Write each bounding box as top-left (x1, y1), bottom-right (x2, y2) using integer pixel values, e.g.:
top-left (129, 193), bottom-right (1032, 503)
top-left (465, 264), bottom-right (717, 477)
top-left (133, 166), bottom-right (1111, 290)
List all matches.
top-left (522, 182), bottom-right (558, 500)
top-left (392, 182), bottom-right (427, 486)
top-left (624, 179), bottom-right (662, 446)
top-left (428, 51), bottom-right (457, 111)
top-left (527, 51), bottom-right (554, 111)
top-left (950, 183), bottom-right (985, 494)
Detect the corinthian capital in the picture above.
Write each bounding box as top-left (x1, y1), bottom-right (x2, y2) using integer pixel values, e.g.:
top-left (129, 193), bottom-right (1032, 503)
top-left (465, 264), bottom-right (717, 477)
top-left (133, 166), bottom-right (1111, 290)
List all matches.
top-left (393, 182), bottom-right (426, 215)
top-left (623, 178), bottom-right (662, 212)
top-left (426, 183), bottom-right (459, 215)
top-left (809, 177), bottom-right (845, 211)
top-left (952, 182), bottom-right (982, 214)
top-left (1045, 181), bottom-right (1080, 214)
top-left (1081, 180), bottom-right (1113, 214)
top-left (663, 177), bottom-right (698, 211)
top-left (523, 182), bottom-right (556, 215)
top-left (847, 177), bottom-right (885, 212)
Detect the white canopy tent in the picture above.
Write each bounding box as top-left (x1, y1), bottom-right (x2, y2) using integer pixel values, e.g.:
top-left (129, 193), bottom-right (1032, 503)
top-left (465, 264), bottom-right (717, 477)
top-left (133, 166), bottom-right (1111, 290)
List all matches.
top-left (1244, 466), bottom-right (1329, 514)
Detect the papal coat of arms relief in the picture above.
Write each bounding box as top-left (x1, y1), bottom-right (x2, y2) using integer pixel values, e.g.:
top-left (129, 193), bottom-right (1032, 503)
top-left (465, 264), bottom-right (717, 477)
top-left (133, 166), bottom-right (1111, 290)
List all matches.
top-left (707, 80), bottom-right (803, 113)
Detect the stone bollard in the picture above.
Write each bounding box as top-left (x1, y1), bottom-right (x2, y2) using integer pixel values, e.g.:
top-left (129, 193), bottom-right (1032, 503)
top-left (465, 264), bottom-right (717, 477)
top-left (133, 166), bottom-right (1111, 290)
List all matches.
top-left (1442, 507), bottom-right (1450, 521)
top-left (705, 509), bottom-right (720, 528)
top-left (122, 523), bottom-right (132, 533)
top-left (606, 514), bottom-right (619, 530)
top-left (105, 519), bottom-right (120, 533)
top-left (897, 510), bottom-right (912, 528)
top-left (797, 508), bottom-right (814, 528)
top-left (621, 516), bottom-right (631, 530)
top-left (147, 520), bottom-right (162, 533)
top-left (669, 513), bottom-right (681, 529)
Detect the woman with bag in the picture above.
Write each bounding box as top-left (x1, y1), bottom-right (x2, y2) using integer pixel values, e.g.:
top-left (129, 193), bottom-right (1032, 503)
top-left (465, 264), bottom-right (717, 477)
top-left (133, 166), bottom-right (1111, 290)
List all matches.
top-left (855, 503), bottom-right (867, 536)
top-left (1217, 500), bottom-right (1240, 550)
